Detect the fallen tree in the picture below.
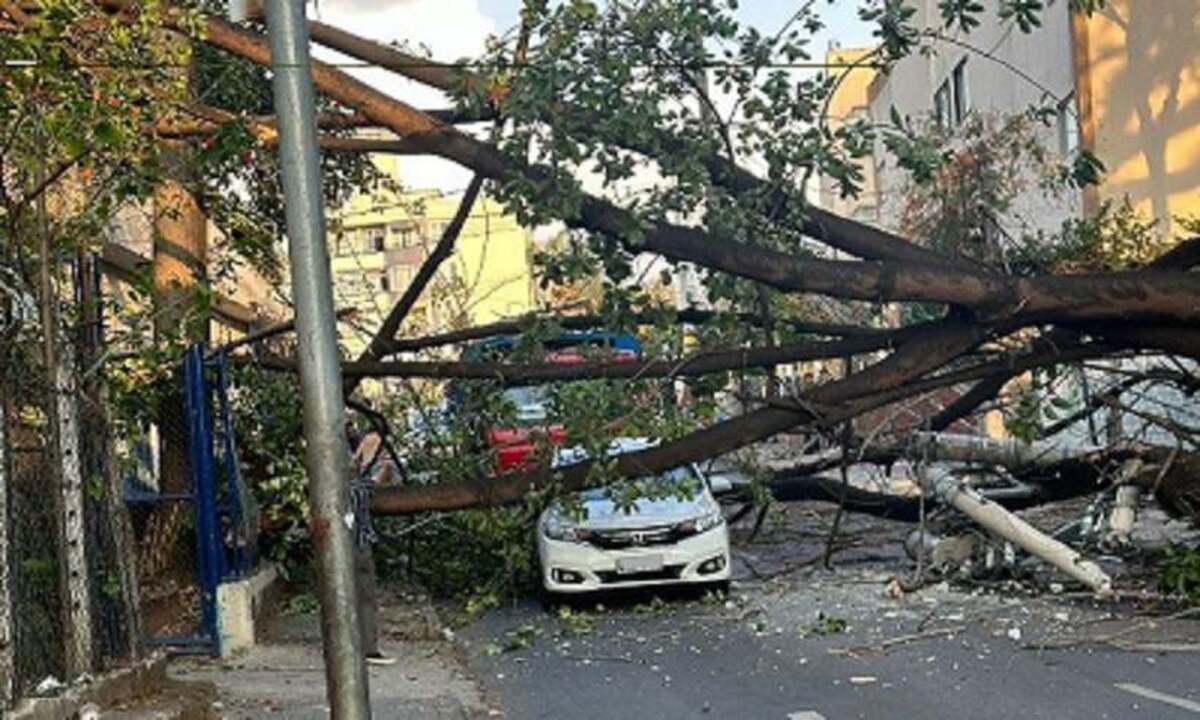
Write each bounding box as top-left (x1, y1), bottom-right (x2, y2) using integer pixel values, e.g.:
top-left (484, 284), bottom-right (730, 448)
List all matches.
top-left (8, 2), bottom-right (1198, 578)
top-left (768, 437), bottom-right (1199, 517)
top-left (146, 4), bottom-right (1200, 522)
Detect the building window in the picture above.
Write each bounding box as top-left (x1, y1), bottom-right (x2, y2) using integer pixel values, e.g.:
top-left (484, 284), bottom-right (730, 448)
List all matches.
top-left (388, 266), bottom-right (412, 292)
top-left (934, 80), bottom-right (952, 128)
top-left (1057, 92), bottom-right (1079, 156)
top-left (379, 273), bottom-right (390, 292)
top-left (350, 229), bottom-right (384, 256)
top-left (340, 230), bottom-right (363, 256)
top-left (933, 60), bottom-right (969, 129)
top-left (952, 59), bottom-right (969, 124)
top-left (391, 222), bottom-right (419, 248)
top-left (360, 225), bottom-right (385, 253)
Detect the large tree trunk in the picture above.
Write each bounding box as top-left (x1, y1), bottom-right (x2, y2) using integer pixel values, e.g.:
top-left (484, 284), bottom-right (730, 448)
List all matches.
top-left (141, 156), bottom-right (209, 600)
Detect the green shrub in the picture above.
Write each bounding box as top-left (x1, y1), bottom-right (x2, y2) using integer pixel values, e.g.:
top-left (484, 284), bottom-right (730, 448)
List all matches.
top-left (1160, 545), bottom-right (1200, 604)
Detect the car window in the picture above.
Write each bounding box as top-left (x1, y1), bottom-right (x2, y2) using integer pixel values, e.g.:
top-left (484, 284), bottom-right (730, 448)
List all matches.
top-left (502, 385), bottom-right (549, 409)
top-left (579, 465), bottom-right (703, 501)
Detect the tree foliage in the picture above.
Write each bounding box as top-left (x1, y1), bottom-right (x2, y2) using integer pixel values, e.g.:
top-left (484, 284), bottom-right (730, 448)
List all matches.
top-left (3, 0), bottom-right (1197, 602)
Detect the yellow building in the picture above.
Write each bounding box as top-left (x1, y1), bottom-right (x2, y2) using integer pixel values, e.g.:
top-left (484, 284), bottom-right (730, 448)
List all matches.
top-left (1071, 0), bottom-right (1200, 240)
top-left (818, 47), bottom-right (881, 224)
top-left (329, 153), bottom-right (535, 357)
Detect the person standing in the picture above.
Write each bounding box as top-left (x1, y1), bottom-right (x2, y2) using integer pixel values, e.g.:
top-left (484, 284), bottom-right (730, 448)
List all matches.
top-left (347, 421), bottom-right (396, 666)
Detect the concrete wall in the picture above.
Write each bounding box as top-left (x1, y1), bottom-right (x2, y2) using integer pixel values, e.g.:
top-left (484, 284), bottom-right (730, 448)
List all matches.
top-left (216, 564), bottom-right (281, 658)
top-left (1073, 0), bottom-right (1200, 241)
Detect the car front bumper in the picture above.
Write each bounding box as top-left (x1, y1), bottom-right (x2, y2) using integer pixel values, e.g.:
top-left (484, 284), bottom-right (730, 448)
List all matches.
top-left (538, 524), bottom-right (731, 593)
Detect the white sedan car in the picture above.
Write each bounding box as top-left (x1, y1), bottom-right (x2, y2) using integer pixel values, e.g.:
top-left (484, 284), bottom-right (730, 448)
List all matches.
top-left (537, 440), bottom-right (731, 595)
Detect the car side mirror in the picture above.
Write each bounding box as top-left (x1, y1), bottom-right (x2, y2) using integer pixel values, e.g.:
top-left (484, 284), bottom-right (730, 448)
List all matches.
top-left (707, 474), bottom-right (734, 495)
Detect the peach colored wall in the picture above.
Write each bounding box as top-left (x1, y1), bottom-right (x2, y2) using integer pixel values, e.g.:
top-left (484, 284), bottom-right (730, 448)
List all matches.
top-left (1076, 0), bottom-right (1200, 240)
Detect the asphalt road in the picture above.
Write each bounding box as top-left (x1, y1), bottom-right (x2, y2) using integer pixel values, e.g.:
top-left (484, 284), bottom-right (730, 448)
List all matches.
top-left (461, 592), bottom-right (1200, 720)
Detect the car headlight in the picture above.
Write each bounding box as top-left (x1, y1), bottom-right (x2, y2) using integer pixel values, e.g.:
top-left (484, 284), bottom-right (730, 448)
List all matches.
top-left (542, 514), bottom-right (591, 543)
top-left (676, 505), bottom-right (724, 536)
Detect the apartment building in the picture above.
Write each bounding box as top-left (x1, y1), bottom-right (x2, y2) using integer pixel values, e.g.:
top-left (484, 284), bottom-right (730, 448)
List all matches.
top-left (824, 0), bottom-right (1199, 243)
top-left (329, 153), bottom-right (535, 357)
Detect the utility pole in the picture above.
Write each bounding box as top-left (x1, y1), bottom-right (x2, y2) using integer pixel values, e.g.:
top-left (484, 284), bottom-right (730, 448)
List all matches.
top-left (264, 2), bottom-right (370, 717)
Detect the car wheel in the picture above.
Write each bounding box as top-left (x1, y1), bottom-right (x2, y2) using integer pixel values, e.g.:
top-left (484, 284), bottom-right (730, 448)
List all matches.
top-left (708, 579), bottom-right (731, 596)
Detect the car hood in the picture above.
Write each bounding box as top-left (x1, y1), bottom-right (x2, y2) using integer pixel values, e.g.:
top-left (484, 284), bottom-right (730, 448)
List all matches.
top-left (558, 493), bottom-right (710, 530)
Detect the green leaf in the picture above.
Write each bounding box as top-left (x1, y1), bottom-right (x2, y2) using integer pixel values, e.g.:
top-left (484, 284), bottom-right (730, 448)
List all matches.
top-left (94, 119), bottom-right (120, 147)
top-left (939, 0), bottom-right (985, 31)
top-left (999, 0), bottom-right (1045, 33)
top-left (62, 132), bottom-right (86, 158)
top-left (1069, 150), bottom-right (1105, 188)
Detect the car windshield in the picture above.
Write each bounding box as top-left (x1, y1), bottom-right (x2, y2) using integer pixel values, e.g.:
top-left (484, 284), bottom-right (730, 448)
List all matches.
top-left (579, 465), bottom-right (702, 502)
top-left (501, 385), bottom-right (549, 423)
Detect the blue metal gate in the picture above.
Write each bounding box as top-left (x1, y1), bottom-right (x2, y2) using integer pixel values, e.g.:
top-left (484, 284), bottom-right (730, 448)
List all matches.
top-left (127, 343), bottom-right (258, 655)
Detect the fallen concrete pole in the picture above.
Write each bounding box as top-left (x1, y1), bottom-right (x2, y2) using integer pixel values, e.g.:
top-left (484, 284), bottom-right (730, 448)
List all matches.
top-left (924, 469), bottom-right (1113, 595)
top-left (1107, 485), bottom-right (1140, 545)
top-left (910, 432), bottom-right (1100, 468)
top-left (1106, 460), bottom-right (1144, 545)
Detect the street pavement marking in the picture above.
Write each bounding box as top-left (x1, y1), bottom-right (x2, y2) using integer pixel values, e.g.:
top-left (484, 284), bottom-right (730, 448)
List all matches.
top-left (1115, 683), bottom-right (1200, 714)
top-left (787, 712), bottom-right (827, 720)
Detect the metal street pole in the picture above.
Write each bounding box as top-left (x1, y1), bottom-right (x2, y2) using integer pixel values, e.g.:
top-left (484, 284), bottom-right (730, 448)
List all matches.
top-left (264, 2), bottom-right (371, 717)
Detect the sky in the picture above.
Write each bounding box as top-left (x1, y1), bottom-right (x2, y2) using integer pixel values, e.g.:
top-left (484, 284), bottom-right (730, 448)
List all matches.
top-left (312, 0), bottom-right (876, 191)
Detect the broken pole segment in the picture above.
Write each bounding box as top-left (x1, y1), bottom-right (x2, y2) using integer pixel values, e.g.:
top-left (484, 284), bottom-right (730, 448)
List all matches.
top-left (923, 468), bottom-right (1113, 595)
top-left (264, 1), bottom-right (371, 717)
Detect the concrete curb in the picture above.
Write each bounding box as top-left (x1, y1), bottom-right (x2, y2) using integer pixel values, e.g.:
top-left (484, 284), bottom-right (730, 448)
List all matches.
top-left (217, 563), bottom-right (283, 658)
top-left (8, 654), bottom-right (168, 720)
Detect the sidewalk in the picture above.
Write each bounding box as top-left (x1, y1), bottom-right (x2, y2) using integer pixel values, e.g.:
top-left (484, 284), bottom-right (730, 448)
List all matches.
top-left (167, 586), bottom-right (493, 719)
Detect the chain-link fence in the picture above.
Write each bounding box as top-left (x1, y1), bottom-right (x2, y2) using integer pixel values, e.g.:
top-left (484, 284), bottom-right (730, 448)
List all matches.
top-left (2, 370), bottom-right (66, 696)
top-left (1, 266), bottom-right (141, 708)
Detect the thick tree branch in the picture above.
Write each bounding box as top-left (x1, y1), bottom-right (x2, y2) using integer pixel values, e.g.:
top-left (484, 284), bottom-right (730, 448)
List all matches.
top-left (154, 107), bottom-right (485, 139)
top-left (303, 19), bottom-right (973, 272)
top-left (925, 373), bottom-right (1011, 433)
top-left (266, 330), bottom-right (905, 384)
top-left (1145, 236), bottom-right (1200, 271)
top-left (765, 473), bottom-right (1063, 522)
top-left (835, 343), bottom-right (1115, 422)
top-left (369, 320), bottom-right (984, 514)
top-left (765, 475), bottom-right (928, 522)
top-left (1089, 324), bottom-right (1200, 360)
top-left (381, 310), bottom-right (882, 356)
top-left (771, 438), bottom-right (1200, 524)
top-left (190, 15), bottom-right (1200, 327)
